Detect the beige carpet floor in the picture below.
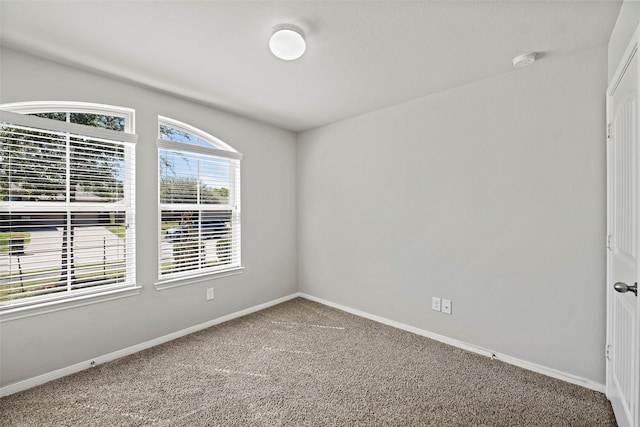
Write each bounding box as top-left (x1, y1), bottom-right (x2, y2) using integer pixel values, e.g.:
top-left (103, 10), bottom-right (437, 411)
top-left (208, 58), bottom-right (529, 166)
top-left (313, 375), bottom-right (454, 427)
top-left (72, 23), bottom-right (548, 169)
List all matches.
top-left (0, 297), bottom-right (616, 426)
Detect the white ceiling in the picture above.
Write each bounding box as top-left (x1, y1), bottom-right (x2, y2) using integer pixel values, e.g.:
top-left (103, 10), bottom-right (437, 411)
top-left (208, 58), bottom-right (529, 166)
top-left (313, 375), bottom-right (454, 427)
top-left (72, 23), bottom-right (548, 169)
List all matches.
top-left (0, 0), bottom-right (622, 132)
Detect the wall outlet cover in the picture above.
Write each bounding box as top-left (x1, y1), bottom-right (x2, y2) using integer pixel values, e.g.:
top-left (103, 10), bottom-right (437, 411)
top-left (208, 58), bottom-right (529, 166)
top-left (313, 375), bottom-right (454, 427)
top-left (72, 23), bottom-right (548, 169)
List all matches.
top-left (442, 299), bottom-right (452, 314)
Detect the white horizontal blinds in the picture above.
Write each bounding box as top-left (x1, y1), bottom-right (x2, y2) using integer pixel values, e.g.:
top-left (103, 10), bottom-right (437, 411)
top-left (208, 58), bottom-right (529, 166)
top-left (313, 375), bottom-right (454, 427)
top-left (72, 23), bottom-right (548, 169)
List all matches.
top-left (2, 126), bottom-right (67, 199)
top-left (158, 119), bottom-right (241, 278)
top-left (0, 213), bottom-right (131, 299)
top-left (0, 112), bottom-right (135, 309)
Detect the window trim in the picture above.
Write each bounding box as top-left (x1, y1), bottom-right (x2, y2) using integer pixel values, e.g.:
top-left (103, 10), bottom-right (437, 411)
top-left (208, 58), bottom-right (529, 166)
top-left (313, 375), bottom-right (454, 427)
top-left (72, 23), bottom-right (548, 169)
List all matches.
top-left (0, 101), bottom-right (135, 133)
top-left (0, 110), bottom-right (137, 144)
top-left (0, 286), bottom-right (142, 323)
top-left (154, 266), bottom-right (244, 290)
top-left (157, 139), bottom-right (242, 161)
top-left (0, 103), bottom-right (138, 318)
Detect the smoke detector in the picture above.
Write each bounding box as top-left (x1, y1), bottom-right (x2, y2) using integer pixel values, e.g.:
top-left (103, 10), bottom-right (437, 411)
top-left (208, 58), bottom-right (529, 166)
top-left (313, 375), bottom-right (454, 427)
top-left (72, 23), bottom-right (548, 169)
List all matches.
top-left (512, 53), bottom-right (536, 68)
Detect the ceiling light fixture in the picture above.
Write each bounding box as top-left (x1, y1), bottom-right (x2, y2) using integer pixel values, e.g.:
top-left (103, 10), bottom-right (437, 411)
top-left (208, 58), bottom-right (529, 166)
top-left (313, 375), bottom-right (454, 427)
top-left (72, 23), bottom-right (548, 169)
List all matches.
top-left (269, 24), bottom-right (306, 61)
top-left (512, 52), bottom-right (536, 68)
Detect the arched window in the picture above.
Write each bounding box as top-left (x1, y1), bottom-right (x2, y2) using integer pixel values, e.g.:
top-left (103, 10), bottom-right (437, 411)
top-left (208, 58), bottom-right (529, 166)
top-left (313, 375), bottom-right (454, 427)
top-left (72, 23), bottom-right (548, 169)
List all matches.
top-left (0, 102), bottom-right (137, 311)
top-left (0, 101), bottom-right (134, 132)
top-left (157, 117), bottom-right (242, 282)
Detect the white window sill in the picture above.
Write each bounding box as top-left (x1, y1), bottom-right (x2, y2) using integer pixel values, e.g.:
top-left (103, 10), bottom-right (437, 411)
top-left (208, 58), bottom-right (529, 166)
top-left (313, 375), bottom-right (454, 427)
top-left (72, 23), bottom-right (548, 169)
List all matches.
top-left (154, 266), bottom-right (244, 291)
top-left (0, 285), bottom-right (142, 323)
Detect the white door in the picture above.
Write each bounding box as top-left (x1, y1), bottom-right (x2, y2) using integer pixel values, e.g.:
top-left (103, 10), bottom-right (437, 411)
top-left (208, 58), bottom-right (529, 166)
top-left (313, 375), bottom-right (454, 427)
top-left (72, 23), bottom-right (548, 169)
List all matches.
top-left (607, 24), bottom-right (640, 427)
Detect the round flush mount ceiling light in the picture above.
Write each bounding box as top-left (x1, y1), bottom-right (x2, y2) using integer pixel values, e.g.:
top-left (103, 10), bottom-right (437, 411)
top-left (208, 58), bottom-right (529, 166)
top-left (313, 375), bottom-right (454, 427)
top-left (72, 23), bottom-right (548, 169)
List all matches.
top-left (269, 24), bottom-right (306, 60)
top-left (512, 52), bottom-right (536, 68)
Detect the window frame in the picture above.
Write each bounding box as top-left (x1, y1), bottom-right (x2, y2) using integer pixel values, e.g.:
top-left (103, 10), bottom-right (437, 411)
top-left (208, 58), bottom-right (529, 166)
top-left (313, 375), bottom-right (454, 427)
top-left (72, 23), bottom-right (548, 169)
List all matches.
top-left (0, 101), bottom-right (135, 133)
top-left (155, 116), bottom-right (242, 289)
top-left (0, 104), bottom-right (139, 320)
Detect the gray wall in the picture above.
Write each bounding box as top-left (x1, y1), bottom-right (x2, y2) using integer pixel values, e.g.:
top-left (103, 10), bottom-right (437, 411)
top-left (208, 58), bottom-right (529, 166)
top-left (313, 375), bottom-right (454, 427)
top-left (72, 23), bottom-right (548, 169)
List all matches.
top-left (608, 0), bottom-right (640, 80)
top-left (0, 48), bottom-right (298, 387)
top-left (298, 45), bottom-right (608, 383)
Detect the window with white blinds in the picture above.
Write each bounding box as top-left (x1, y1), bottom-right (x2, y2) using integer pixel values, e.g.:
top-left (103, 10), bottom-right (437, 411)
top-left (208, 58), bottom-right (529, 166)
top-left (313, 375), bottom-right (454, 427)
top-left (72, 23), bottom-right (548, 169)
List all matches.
top-left (158, 117), bottom-right (241, 281)
top-left (0, 107), bottom-right (136, 310)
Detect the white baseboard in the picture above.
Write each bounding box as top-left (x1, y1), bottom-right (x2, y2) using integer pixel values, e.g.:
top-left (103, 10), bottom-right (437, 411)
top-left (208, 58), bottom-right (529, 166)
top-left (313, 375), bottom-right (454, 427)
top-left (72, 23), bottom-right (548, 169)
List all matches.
top-left (0, 292), bottom-right (300, 398)
top-left (2, 291), bottom-right (605, 397)
top-left (298, 293), bottom-right (606, 394)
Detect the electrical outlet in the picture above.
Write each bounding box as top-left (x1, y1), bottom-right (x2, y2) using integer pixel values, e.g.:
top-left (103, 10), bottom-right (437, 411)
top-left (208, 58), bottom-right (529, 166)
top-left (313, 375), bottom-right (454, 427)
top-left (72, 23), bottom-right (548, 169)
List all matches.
top-left (206, 287), bottom-right (215, 301)
top-left (432, 297), bottom-right (441, 312)
top-left (442, 299), bottom-right (452, 314)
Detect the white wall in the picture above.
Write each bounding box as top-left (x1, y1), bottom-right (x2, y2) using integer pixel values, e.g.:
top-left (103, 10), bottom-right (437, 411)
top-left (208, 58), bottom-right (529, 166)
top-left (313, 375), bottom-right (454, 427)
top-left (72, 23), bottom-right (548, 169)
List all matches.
top-left (0, 48), bottom-right (298, 387)
top-left (298, 45), bottom-right (608, 384)
top-left (608, 0), bottom-right (640, 81)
